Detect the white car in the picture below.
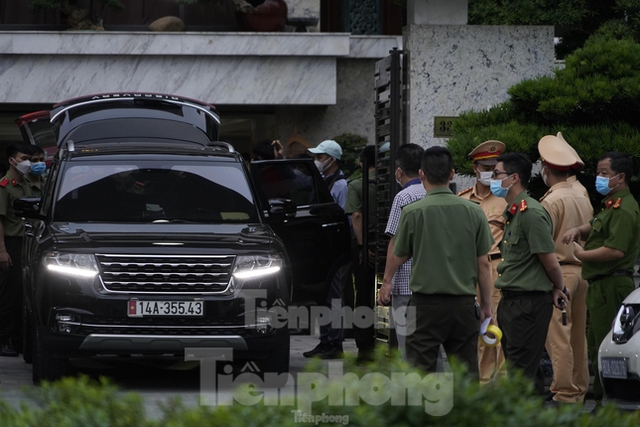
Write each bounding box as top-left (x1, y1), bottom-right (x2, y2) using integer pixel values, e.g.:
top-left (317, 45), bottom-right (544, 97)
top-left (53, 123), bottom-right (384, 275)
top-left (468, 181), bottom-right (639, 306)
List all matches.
top-left (598, 286), bottom-right (640, 409)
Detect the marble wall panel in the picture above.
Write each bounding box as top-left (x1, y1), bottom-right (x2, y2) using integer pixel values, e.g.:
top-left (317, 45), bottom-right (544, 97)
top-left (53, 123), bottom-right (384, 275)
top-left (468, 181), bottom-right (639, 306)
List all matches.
top-left (404, 25), bottom-right (555, 148)
top-left (0, 55), bottom-right (336, 104)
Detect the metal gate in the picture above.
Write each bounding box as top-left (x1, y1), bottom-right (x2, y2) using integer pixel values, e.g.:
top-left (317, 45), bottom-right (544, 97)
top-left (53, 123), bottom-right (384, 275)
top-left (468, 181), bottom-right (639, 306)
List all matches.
top-left (368, 47), bottom-right (405, 346)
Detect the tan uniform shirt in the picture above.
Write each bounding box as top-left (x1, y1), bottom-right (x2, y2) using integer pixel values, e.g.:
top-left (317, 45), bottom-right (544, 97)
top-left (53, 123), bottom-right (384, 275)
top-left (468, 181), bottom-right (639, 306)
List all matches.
top-left (458, 183), bottom-right (507, 256)
top-left (539, 181), bottom-right (593, 265)
top-left (567, 175), bottom-right (589, 200)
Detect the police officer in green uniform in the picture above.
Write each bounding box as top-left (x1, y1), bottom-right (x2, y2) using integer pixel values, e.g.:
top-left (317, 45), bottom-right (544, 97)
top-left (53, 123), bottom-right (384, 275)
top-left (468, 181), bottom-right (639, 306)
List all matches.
top-left (345, 145), bottom-right (378, 361)
top-left (491, 153), bottom-right (568, 395)
top-left (0, 143), bottom-right (34, 356)
top-left (387, 146), bottom-right (494, 376)
top-left (23, 145), bottom-right (47, 197)
top-left (562, 151), bottom-right (640, 402)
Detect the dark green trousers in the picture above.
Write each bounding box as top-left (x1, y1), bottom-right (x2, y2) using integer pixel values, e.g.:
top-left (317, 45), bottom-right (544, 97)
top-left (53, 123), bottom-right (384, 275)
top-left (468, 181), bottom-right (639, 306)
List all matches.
top-left (586, 276), bottom-right (634, 401)
top-left (406, 293), bottom-right (479, 378)
top-left (497, 291), bottom-right (553, 395)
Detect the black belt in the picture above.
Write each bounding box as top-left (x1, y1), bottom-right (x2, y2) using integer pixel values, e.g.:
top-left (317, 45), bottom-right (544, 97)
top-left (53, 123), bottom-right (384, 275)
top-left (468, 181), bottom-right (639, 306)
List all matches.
top-left (489, 253), bottom-right (501, 260)
top-left (411, 293), bottom-right (476, 302)
top-left (500, 290), bottom-right (549, 299)
top-left (589, 270), bottom-right (634, 282)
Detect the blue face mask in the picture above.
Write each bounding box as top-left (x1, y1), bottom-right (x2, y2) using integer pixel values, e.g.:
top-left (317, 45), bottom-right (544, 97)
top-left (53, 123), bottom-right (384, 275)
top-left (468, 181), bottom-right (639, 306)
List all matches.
top-left (30, 162), bottom-right (46, 177)
top-left (490, 176), bottom-right (512, 198)
top-left (595, 174), bottom-right (619, 196)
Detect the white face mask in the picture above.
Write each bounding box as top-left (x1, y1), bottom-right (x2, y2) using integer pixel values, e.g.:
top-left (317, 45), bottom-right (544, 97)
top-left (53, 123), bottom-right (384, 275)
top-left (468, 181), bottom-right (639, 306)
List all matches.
top-left (314, 158), bottom-right (332, 174)
top-left (12, 159), bottom-right (31, 175)
top-left (541, 166), bottom-right (549, 187)
top-left (477, 171), bottom-right (492, 186)
top-left (395, 168), bottom-right (402, 186)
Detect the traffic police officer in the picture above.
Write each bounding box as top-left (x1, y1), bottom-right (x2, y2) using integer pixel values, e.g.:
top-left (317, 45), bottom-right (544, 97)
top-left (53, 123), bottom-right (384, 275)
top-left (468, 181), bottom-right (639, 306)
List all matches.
top-left (562, 151), bottom-right (640, 402)
top-left (538, 134), bottom-right (592, 404)
top-left (458, 140), bottom-right (507, 384)
top-left (492, 152), bottom-right (568, 395)
top-left (557, 132), bottom-right (589, 199)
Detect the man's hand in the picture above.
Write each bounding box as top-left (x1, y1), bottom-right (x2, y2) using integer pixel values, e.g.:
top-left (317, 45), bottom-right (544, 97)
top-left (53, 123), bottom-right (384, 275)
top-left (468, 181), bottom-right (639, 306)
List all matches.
top-left (572, 241), bottom-right (585, 260)
top-left (0, 249), bottom-right (11, 271)
top-left (377, 280), bottom-right (392, 306)
top-left (479, 306), bottom-right (492, 324)
top-left (552, 287), bottom-right (570, 309)
top-left (562, 227), bottom-right (581, 244)
top-left (271, 140), bottom-right (284, 159)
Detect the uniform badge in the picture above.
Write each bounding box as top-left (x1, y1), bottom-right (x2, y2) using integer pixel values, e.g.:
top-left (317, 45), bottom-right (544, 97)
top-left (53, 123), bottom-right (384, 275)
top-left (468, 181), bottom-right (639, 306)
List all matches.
top-left (520, 200), bottom-right (528, 212)
top-left (10, 179), bottom-right (17, 187)
top-left (0, 178), bottom-right (8, 188)
top-left (606, 199), bottom-right (614, 209)
top-left (509, 203), bottom-right (518, 215)
top-left (613, 198), bottom-right (622, 209)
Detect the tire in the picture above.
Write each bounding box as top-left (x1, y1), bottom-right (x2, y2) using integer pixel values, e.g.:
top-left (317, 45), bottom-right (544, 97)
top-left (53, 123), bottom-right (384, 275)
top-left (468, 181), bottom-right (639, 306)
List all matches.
top-left (22, 304), bottom-right (33, 364)
top-left (32, 327), bottom-right (71, 384)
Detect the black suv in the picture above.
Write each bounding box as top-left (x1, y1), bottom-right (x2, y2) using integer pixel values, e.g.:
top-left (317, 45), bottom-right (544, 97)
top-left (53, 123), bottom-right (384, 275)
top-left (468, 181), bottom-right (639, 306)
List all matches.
top-left (16, 93), bottom-right (350, 383)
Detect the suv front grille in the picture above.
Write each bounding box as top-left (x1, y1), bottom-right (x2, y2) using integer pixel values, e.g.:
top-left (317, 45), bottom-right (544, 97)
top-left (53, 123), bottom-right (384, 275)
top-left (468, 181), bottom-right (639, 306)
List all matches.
top-left (96, 254), bottom-right (235, 293)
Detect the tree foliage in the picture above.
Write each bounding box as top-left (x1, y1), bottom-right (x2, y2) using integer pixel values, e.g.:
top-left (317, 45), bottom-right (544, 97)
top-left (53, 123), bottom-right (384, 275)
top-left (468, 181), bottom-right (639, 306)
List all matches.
top-left (447, 37), bottom-right (640, 202)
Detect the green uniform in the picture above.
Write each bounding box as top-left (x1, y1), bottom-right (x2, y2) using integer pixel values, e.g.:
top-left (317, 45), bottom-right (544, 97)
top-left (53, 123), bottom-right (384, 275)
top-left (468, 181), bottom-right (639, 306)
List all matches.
top-left (393, 186), bottom-right (493, 295)
top-left (495, 191), bottom-right (556, 291)
top-left (22, 174), bottom-right (43, 198)
top-left (345, 170), bottom-right (377, 234)
top-left (0, 174), bottom-right (33, 237)
top-left (581, 188), bottom-right (640, 401)
top-left (494, 191), bottom-right (556, 395)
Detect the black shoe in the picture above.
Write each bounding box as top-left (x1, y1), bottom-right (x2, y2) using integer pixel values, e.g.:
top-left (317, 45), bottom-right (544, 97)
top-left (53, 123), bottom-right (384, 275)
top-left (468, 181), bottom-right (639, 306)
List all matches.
top-left (545, 392), bottom-right (556, 402)
top-left (303, 342), bottom-right (330, 358)
top-left (303, 342), bottom-right (343, 359)
top-left (0, 342), bottom-right (18, 357)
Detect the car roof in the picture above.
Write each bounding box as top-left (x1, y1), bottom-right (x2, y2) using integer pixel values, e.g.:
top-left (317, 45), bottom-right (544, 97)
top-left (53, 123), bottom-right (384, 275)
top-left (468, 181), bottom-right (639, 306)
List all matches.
top-left (50, 92), bottom-right (221, 147)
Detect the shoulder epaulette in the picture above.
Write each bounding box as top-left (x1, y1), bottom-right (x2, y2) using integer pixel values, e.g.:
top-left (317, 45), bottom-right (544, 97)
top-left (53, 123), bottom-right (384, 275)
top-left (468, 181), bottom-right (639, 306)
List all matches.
top-left (457, 187), bottom-right (473, 196)
top-left (520, 199), bottom-right (528, 212)
top-left (0, 178), bottom-right (8, 188)
top-left (539, 190), bottom-right (551, 202)
top-left (612, 198), bottom-right (622, 209)
top-left (606, 198), bottom-right (614, 209)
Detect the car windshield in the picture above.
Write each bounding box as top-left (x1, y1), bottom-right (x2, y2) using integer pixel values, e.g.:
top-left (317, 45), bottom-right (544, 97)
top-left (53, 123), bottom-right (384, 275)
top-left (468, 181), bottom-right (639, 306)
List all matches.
top-left (53, 159), bottom-right (259, 223)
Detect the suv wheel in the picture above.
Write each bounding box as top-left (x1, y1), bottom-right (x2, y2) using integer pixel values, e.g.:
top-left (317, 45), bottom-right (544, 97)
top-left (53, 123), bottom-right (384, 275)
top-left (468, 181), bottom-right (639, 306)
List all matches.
top-left (22, 305), bottom-right (33, 364)
top-left (32, 327), bottom-right (71, 384)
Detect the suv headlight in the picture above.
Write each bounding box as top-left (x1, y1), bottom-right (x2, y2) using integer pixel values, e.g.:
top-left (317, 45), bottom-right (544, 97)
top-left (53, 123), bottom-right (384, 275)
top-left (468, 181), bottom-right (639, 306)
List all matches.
top-left (233, 254), bottom-right (283, 279)
top-left (612, 304), bottom-right (640, 344)
top-left (44, 252), bottom-right (99, 278)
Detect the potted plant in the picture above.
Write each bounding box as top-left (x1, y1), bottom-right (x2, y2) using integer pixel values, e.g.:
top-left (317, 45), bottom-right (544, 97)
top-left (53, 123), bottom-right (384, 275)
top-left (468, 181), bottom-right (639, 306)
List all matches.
top-left (32, 0), bottom-right (124, 29)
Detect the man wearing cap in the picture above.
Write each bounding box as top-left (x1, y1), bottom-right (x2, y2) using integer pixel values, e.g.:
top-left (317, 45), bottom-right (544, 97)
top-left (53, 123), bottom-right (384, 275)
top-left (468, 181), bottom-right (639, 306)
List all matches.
top-left (457, 140), bottom-right (508, 384)
top-left (308, 140), bottom-right (348, 209)
top-left (492, 152), bottom-right (568, 395)
top-left (562, 151), bottom-right (640, 402)
top-left (557, 132), bottom-right (589, 199)
top-left (538, 135), bottom-right (593, 404)
top-left (303, 139), bottom-right (349, 359)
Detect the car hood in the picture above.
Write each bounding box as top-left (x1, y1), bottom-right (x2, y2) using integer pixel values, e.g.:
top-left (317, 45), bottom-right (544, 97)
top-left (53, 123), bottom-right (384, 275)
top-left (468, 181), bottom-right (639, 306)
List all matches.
top-left (48, 222), bottom-right (274, 250)
top-left (623, 286), bottom-right (640, 304)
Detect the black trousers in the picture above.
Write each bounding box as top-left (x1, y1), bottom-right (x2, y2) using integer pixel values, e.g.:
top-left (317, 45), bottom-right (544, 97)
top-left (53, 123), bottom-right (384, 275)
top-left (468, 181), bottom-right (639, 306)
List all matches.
top-left (497, 291), bottom-right (553, 395)
top-left (351, 241), bottom-right (375, 353)
top-left (0, 236), bottom-right (23, 344)
top-left (406, 293), bottom-right (479, 378)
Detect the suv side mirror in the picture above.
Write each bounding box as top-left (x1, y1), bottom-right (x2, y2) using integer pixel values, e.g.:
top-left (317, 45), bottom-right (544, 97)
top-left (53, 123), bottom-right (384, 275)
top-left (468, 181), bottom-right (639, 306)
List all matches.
top-left (13, 197), bottom-right (43, 219)
top-left (268, 198), bottom-right (297, 219)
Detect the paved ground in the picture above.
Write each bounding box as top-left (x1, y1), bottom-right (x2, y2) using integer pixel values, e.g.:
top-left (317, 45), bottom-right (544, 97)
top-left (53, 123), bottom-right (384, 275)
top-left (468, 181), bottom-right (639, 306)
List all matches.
top-left (0, 334), bottom-right (598, 418)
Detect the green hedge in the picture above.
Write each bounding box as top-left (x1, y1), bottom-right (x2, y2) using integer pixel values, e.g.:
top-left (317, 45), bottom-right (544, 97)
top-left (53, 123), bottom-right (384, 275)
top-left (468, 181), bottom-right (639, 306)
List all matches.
top-left (2, 350), bottom-right (640, 427)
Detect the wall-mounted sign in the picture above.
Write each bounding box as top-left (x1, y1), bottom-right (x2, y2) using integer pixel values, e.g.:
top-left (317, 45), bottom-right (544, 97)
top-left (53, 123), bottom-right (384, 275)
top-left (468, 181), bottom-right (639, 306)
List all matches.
top-left (434, 116), bottom-right (459, 138)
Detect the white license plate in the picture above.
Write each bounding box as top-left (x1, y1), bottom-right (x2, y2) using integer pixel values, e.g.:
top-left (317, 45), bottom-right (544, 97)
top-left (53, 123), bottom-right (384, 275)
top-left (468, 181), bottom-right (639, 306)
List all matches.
top-left (128, 300), bottom-right (204, 317)
top-left (601, 357), bottom-right (627, 379)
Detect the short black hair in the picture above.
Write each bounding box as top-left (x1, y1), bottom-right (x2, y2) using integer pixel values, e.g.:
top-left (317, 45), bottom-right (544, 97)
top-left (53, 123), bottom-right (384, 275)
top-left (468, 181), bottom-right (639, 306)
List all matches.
top-left (252, 139), bottom-right (276, 160)
top-left (496, 152), bottom-right (531, 188)
top-left (30, 145), bottom-right (45, 156)
top-left (601, 151), bottom-right (634, 185)
top-left (6, 143), bottom-right (32, 160)
top-left (421, 146), bottom-right (452, 186)
top-left (396, 143), bottom-right (424, 178)
top-left (360, 145), bottom-right (376, 167)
